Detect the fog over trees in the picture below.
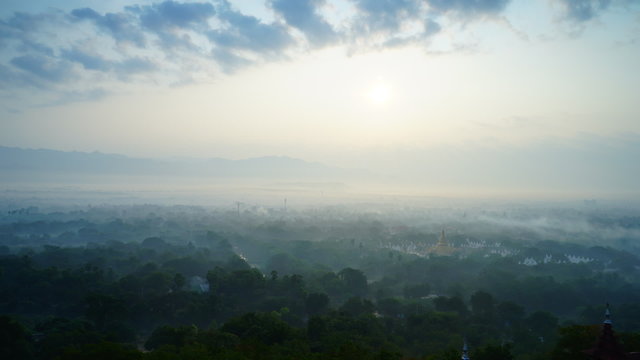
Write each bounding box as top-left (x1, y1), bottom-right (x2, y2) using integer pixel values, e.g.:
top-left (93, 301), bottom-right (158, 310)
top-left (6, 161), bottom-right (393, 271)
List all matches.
top-left (2, 194), bottom-right (640, 359)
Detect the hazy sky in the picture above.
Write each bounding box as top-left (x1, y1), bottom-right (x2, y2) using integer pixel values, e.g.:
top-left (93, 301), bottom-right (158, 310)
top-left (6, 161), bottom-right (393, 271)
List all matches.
top-left (1, 0), bottom-right (640, 195)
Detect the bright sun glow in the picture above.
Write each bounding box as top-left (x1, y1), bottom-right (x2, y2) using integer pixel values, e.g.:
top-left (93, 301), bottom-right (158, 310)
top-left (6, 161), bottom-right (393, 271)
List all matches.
top-left (368, 83), bottom-right (391, 104)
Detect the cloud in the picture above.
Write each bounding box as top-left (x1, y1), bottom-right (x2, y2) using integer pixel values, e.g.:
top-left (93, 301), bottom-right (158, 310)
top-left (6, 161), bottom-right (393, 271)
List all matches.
top-left (212, 48), bottom-right (252, 73)
top-left (345, 0), bottom-right (509, 48)
top-left (116, 57), bottom-right (156, 74)
top-left (69, 7), bottom-right (101, 21)
top-left (134, 0), bottom-right (216, 31)
top-left (124, 1), bottom-right (216, 50)
top-left (209, 1), bottom-right (294, 54)
top-left (559, 0), bottom-right (612, 22)
top-left (16, 39), bottom-right (54, 56)
top-left (553, 0), bottom-right (640, 23)
top-left (3, 11), bottom-right (54, 32)
top-left (0, 11), bottom-right (62, 53)
top-left (61, 47), bottom-right (156, 77)
top-left (269, 0), bottom-right (338, 47)
top-left (351, 0), bottom-right (423, 33)
top-left (0, 63), bottom-right (39, 88)
top-left (426, 0), bottom-right (511, 17)
top-left (71, 8), bottom-right (146, 46)
top-left (10, 54), bottom-right (73, 83)
top-left (61, 48), bottom-right (111, 71)
top-left (557, 0), bottom-right (613, 22)
top-left (205, 0), bottom-right (294, 69)
top-left (1, 0), bottom-right (633, 108)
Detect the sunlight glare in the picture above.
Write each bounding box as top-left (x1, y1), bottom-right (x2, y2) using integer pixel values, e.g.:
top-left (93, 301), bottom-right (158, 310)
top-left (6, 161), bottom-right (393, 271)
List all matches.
top-left (368, 83), bottom-right (391, 104)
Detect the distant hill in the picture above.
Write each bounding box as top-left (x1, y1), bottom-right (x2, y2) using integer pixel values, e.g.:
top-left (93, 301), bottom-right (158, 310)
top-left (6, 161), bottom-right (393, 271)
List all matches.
top-left (0, 146), bottom-right (355, 180)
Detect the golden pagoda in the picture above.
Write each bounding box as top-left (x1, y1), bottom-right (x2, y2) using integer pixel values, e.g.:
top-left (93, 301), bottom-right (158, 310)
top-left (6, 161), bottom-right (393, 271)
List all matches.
top-left (429, 229), bottom-right (457, 256)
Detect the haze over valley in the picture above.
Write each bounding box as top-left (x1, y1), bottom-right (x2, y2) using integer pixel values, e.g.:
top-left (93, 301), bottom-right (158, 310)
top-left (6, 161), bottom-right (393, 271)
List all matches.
top-left (2, 1), bottom-right (640, 359)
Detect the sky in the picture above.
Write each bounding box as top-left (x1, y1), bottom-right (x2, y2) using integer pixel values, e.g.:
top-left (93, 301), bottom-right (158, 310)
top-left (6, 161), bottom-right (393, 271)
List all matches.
top-left (1, 0), bottom-right (640, 196)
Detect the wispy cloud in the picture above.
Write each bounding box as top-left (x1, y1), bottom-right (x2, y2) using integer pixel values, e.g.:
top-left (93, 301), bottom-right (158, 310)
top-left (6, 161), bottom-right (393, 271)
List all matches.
top-left (0, 0), bottom-right (637, 105)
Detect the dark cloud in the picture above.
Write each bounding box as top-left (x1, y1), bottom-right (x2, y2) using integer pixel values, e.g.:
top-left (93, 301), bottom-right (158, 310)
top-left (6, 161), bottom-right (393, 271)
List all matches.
top-left (556, 0), bottom-right (612, 22)
top-left (71, 8), bottom-right (146, 46)
top-left (10, 55), bottom-right (73, 83)
top-left (426, 0), bottom-right (511, 16)
top-left (269, 0), bottom-right (338, 47)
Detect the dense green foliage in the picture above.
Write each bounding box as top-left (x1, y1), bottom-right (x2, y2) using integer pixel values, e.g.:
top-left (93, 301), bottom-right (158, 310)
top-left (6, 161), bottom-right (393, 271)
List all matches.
top-left (2, 204), bottom-right (640, 359)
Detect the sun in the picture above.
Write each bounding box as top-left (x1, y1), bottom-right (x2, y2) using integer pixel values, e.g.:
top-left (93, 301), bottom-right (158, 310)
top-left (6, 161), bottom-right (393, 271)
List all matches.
top-left (368, 83), bottom-right (391, 104)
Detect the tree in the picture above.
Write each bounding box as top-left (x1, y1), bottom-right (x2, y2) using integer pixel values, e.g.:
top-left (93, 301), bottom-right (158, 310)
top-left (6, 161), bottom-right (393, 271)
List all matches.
top-left (307, 316), bottom-right (327, 341)
top-left (496, 301), bottom-right (525, 328)
top-left (551, 325), bottom-right (600, 360)
top-left (57, 341), bottom-right (141, 360)
top-left (338, 268), bottom-right (368, 298)
top-left (145, 325), bottom-right (198, 350)
top-left (470, 291), bottom-right (495, 319)
top-left (473, 344), bottom-right (514, 360)
top-left (221, 312), bottom-right (297, 345)
top-left (173, 273), bottom-right (186, 291)
top-left (526, 311), bottom-right (558, 340)
top-left (404, 283), bottom-right (431, 299)
top-left (0, 316), bottom-right (33, 360)
top-left (84, 294), bottom-right (127, 330)
top-left (340, 297), bottom-right (375, 317)
top-left (306, 293), bottom-right (330, 316)
top-left (377, 298), bottom-right (403, 318)
top-left (433, 296), bottom-right (468, 316)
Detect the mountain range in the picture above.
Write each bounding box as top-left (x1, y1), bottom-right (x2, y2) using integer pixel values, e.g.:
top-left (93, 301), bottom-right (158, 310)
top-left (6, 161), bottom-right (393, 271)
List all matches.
top-left (0, 146), bottom-right (357, 181)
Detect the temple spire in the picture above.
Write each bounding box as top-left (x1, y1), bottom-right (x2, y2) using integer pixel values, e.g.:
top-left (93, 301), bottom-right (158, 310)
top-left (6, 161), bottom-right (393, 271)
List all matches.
top-left (461, 340), bottom-right (470, 360)
top-left (604, 303), bottom-right (612, 325)
top-left (430, 228), bottom-right (456, 256)
top-left (583, 303), bottom-right (628, 359)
